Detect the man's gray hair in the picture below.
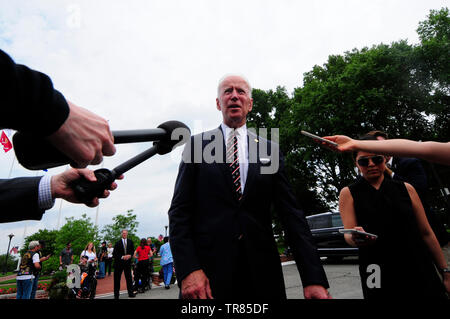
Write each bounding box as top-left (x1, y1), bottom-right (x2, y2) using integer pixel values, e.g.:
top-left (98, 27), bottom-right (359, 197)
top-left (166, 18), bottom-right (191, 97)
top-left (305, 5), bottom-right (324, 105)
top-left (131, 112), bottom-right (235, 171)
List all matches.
top-left (28, 240), bottom-right (40, 250)
top-left (217, 74), bottom-right (252, 99)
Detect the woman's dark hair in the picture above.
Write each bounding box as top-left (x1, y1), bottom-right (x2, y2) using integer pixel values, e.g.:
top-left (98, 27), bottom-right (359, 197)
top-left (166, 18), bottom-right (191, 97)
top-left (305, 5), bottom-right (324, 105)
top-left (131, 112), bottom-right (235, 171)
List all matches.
top-left (352, 134), bottom-right (378, 161)
top-left (140, 238), bottom-right (147, 247)
top-left (163, 236), bottom-right (169, 243)
top-left (366, 130), bottom-right (388, 140)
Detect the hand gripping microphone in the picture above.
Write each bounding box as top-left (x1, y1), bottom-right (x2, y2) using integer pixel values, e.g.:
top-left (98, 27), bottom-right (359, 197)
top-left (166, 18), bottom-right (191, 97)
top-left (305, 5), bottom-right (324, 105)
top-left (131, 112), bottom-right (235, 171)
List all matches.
top-left (71, 120), bottom-right (190, 204)
top-left (13, 121), bottom-right (190, 204)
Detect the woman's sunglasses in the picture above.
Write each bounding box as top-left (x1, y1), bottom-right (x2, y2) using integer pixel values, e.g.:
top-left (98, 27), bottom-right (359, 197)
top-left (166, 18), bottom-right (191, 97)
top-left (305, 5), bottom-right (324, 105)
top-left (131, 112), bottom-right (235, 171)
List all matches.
top-left (357, 155), bottom-right (385, 167)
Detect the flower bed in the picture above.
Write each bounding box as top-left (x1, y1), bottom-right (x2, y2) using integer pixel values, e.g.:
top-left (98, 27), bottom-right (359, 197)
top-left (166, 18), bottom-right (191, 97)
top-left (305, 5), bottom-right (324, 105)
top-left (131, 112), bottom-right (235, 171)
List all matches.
top-left (0, 281), bottom-right (50, 295)
top-left (0, 287), bottom-right (16, 295)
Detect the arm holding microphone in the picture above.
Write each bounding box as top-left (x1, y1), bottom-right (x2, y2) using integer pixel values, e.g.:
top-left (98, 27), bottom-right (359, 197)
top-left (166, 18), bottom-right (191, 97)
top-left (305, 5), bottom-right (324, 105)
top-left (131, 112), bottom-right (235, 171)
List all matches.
top-left (0, 169), bottom-right (122, 223)
top-left (0, 49), bottom-right (117, 223)
top-left (0, 49), bottom-right (115, 168)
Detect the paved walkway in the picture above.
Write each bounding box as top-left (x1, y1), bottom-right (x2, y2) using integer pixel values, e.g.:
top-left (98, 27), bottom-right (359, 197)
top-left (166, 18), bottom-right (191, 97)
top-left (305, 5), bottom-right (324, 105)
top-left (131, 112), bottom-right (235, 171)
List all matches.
top-left (95, 272), bottom-right (164, 298)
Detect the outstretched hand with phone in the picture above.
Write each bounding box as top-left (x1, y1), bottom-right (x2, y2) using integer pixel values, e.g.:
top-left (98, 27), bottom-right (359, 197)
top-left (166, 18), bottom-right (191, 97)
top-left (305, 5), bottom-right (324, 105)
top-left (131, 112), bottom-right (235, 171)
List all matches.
top-left (320, 135), bottom-right (358, 152)
top-left (347, 226), bottom-right (377, 247)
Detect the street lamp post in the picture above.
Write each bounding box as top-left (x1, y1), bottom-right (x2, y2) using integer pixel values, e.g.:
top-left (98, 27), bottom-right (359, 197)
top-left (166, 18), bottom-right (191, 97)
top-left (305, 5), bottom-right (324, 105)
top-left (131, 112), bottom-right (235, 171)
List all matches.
top-left (164, 226), bottom-right (168, 237)
top-left (3, 233), bottom-right (14, 274)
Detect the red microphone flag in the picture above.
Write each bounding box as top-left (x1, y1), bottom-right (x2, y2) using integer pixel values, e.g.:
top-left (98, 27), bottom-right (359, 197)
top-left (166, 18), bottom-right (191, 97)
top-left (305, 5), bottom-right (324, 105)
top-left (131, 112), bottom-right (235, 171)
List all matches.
top-left (1, 131), bottom-right (12, 152)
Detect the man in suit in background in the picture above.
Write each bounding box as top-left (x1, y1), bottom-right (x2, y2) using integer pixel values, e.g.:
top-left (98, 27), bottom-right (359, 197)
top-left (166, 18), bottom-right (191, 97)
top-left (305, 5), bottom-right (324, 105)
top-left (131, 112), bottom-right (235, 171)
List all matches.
top-left (168, 74), bottom-right (330, 299)
top-left (113, 229), bottom-right (135, 299)
top-left (368, 130), bottom-right (448, 246)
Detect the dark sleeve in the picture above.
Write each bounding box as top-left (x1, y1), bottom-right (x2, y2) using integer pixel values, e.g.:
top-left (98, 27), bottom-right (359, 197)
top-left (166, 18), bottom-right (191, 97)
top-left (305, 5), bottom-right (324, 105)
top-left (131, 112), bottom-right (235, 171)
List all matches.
top-left (0, 49), bottom-right (69, 136)
top-left (393, 158), bottom-right (428, 195)
top-left (112, 242), bottom-right (120, 260)
top-left (0, 176), bottom-right (46, 223)
top-left (273, 150), bottom-right (329, 289)
top-left (168, 137), bottom-right (202, 282)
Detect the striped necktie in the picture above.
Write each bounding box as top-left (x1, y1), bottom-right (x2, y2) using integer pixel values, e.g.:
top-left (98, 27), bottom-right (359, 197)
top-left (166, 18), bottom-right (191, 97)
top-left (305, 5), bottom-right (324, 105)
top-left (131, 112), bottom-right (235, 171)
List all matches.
top-left (226, 130), bottom-right (242, 201)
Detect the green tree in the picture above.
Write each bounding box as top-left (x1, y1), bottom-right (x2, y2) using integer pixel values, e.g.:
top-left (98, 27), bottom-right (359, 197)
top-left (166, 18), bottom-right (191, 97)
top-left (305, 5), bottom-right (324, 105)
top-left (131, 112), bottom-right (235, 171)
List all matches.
top-left (415, 7), bottom-right (450, 140)
top-left (0, 254), bottom-right (18, 273)
top-left (21, 229), bottom-right (58, 257)
top-left (248, 7), bottom-right (449, 221)
top-left (54, 214), bottom-right (100, 267)
top-left (101, 210), bottom-right (140, 248)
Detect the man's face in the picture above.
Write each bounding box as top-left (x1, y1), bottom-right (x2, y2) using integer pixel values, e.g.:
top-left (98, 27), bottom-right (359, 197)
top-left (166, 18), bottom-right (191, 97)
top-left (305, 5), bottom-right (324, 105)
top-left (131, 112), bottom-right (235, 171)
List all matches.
top-left (122, 230), bottom-right (128, 239)
top-left (216, 76), bottom-right (253, 128)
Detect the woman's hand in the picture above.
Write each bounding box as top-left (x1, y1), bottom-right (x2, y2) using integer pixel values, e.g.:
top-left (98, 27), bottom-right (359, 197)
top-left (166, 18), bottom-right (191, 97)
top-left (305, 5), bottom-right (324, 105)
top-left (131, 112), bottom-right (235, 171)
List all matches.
top-left (322, 135), bottom-right (357, 152)
top-left (351, 227), bottom-right (377, 247)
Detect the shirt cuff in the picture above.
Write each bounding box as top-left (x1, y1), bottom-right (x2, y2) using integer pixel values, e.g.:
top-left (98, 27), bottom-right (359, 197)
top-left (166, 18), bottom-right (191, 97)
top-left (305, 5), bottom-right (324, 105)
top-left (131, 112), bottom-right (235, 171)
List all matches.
top-left (38, 175), bottom-right (55, 210)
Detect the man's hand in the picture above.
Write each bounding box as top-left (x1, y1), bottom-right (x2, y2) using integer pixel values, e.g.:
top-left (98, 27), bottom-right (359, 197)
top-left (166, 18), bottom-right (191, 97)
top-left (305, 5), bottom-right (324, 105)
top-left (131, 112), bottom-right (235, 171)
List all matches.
top-left (47, 101), bottom-right (116, 167)
top-left (51, 168), bottom-right (123, 207)
top-left (181, 269), bottom-right (213, 299)
top-left (303, 285), bottom-right (332, 299)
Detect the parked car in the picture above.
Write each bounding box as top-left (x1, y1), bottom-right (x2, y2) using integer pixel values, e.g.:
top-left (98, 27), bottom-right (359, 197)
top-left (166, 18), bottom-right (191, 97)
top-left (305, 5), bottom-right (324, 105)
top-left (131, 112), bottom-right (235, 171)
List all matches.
top-left (306, 211), bottom-right (358, 260)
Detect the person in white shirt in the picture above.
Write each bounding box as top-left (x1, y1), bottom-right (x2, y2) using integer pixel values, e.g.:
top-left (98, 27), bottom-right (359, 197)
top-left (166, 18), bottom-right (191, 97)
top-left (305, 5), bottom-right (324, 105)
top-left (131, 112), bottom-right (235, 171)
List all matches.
top-left (81, 242), bottom-right (97, 265)
top-left (105, 243), bottom-right (114, 276)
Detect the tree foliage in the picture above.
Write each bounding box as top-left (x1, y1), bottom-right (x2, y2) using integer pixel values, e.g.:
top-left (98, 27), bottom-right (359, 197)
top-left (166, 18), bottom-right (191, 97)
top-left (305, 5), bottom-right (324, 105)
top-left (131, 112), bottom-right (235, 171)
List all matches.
top-left (247, 8), bottom-right (450, 228)
top-left (101, 210), bottom-right (140, 248)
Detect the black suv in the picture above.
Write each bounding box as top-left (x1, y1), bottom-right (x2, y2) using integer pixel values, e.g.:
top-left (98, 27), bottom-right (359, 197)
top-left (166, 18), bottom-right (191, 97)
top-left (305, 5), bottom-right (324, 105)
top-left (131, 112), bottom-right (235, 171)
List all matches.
top-left (306, 212), bottom-right (358, 260)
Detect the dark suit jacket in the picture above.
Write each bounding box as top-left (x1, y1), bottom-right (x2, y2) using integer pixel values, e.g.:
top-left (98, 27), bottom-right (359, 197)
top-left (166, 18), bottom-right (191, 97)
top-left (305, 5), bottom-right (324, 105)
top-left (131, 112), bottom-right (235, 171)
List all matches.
top-left (392, 157), bottom-right (448, 246)
top-left (0, 49), bottom-right (70, 223)
top-left (0, 49), bottom-right (69, 135)
top-left (392, 157), bottom-right (428, 199)
top-left (168, 127), bottom-right (329, 298)
top-left (113, 238), bottom-right (135, 267)
top-left (0, 176), bottom-right (46, 223)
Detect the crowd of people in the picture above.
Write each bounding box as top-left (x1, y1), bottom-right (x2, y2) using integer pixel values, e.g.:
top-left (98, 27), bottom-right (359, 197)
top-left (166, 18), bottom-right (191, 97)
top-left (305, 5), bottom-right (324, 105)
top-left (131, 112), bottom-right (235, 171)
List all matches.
top-left (14, 233), bottom-right (174, 299)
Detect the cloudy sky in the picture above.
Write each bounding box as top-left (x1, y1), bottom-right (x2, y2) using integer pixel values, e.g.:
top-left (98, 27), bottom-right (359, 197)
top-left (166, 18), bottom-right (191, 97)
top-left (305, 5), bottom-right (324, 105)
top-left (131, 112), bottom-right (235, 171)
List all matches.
top-left (1, 0), bottom-right (447, 252)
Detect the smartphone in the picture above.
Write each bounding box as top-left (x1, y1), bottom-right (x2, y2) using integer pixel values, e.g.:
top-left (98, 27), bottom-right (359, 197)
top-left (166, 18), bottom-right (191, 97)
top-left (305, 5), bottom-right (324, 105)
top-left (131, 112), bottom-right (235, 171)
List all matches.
top-left (339, 229), bottom-right (378, 239)
top-left (301, 130), bottom-right (338, 147)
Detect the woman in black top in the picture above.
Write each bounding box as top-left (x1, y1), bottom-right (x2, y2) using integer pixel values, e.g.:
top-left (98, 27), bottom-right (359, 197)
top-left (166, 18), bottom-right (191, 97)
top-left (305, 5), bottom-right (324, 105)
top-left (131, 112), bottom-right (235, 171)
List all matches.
top-left (339, 136), bottom-right (449, 299)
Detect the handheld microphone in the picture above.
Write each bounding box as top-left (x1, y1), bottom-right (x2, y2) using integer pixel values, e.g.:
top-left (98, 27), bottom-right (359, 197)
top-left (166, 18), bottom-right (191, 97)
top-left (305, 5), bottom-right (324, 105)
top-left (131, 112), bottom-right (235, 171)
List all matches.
top-left (13, 121), bottom-right (188, 170)
top-left (69, 120), bottom-right (190, 204)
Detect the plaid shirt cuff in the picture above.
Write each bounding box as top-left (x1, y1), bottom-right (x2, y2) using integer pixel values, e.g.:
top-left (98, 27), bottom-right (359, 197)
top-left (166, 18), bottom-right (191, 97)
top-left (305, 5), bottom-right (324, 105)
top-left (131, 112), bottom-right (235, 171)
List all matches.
top-left (38, 175), bottom-right (55, 210)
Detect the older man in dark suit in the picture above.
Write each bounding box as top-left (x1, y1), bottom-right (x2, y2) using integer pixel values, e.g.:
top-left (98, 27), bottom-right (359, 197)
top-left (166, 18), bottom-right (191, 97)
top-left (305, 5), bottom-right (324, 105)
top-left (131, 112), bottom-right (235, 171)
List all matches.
top-left (168, 74), bottom-right (330, 299)
top-left (113, 229), bottom-right (135, 299)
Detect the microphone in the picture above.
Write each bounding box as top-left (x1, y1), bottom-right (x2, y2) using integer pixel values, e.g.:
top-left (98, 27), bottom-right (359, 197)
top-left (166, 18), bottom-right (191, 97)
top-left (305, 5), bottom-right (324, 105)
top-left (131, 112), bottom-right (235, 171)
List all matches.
top-left (70, 120), bottom-right (190, 204)
top-left (12, 121), bottom-right (189, 170)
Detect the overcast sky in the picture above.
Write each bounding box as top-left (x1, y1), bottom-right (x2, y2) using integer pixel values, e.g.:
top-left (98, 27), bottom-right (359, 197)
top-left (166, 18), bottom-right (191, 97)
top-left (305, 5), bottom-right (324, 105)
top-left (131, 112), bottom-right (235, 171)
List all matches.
top-left (1, 0), bottom-right (447, 253)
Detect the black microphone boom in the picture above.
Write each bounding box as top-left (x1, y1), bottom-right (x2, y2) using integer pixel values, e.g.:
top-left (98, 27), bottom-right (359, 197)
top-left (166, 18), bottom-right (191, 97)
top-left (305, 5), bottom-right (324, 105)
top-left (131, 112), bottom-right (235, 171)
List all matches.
top-left (13, 121), bottom-right (189, 170)
top-left (69, 120), bottom-right (190, 204)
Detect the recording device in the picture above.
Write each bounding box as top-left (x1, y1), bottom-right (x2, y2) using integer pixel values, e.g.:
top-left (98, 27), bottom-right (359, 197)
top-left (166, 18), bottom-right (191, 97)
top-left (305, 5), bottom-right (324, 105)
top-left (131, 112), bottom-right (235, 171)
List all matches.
top-left (13, 120), bottom-right (191, 204)
top-left (300, 130), bottom-right (338, 147)
top-left (339, 229), bottom-right (378, 239)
